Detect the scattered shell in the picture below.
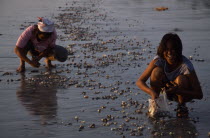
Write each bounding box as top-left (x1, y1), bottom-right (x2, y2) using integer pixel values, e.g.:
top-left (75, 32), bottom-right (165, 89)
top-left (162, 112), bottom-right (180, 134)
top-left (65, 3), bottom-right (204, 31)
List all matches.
top-left (89, 124), bottom-right (95, 128)
top-left (31, 70), bottom-right (39, 73)
top-left (101, 118), bottom-right (108, 123)
top-left (79, 125), bottom-right (84, 131)
top-left (169, 132), bottom-right (174, 135)
top-left (155, 6), bottom-right (168, 11)
top-left (101, 106), bottom-right (106, 109)
top-left (197, 59), bottom-right (205, 62)
top-left (2, 72), bottom-right (13, 76)
top-left (75, 116), bottom-right (79, 122)
top-left (111, 128), bottom-right (117, 131)
top-left (80, 120), bottom-right (86, 123)
top-left (189, 56), bottom-right (193, 60)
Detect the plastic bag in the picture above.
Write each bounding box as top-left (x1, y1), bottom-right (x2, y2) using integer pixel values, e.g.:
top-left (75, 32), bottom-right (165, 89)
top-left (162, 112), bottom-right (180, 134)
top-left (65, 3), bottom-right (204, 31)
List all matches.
top-left (148, 89), bottom-right (170, 118)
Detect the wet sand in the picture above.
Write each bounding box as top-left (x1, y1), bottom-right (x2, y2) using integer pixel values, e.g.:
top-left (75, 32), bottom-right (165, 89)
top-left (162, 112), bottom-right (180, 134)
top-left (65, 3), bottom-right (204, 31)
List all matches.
top-left (0, 0), bottom-right (210, 137)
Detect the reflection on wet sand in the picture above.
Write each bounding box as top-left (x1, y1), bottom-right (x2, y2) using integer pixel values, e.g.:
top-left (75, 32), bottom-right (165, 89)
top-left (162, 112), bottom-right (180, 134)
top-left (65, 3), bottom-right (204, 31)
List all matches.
top-left (150, 118), bottom-right (198, 137)
top-left (16, 73), bottom-right (59, 123)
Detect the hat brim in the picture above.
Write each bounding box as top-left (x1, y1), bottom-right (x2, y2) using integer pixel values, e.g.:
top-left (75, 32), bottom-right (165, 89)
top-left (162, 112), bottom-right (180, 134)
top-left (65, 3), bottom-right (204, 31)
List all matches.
top-left (38, 25), bottom-right (54, 32)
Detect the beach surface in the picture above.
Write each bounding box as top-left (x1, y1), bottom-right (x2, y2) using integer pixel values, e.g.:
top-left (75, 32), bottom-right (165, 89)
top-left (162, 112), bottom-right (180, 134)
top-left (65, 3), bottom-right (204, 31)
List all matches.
top-left (0, 0), bottom-right (210, 137)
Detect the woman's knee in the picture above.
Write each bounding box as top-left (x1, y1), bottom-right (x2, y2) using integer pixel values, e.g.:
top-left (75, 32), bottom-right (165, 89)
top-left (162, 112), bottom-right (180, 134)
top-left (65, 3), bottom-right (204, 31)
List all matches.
top-left (174, 75), bottom-right (190, 89)
top-left (150, 67), bottom-right (166, 90)
top-left (15, 46), bottom-right (28, 55)
top-left (14, 46), bottom-right (19, 54)
top-left (150, 67), bottom-right (165, 94)
top-left (150, 67), bottom-right (164, 82)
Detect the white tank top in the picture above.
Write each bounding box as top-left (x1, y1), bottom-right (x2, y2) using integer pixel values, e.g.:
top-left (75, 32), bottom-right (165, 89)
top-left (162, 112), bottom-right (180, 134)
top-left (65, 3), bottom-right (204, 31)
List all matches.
top-left (154, 55), bottom-right (194, 81)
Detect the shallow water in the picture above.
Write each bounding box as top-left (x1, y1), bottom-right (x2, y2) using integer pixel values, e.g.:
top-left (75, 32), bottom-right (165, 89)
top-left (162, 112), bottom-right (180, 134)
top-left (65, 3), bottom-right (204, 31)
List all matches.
top-left (0, 0), bottom-right (210, 137)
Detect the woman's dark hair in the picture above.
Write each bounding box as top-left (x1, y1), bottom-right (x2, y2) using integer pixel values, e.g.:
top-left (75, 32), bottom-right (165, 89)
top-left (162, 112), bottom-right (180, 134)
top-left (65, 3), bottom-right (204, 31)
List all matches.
top-left (157, 33), bottom-right (183, 62)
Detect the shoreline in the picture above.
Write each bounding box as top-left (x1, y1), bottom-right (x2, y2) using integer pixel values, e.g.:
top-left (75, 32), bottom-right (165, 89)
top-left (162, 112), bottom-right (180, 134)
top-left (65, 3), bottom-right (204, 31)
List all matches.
top-left (0, 0), bottom-right (210, 137)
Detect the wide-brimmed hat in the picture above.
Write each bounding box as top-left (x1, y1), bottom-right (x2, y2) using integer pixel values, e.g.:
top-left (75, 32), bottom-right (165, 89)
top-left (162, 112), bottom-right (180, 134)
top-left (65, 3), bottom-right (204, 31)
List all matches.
top-left (37, 18), bottom-right (54, 33)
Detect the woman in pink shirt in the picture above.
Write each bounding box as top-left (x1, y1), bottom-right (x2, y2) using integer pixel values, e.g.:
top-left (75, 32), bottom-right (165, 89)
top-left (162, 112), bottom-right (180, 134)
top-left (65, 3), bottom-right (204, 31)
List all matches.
top-left (15, 18), bottom-right (68, 72)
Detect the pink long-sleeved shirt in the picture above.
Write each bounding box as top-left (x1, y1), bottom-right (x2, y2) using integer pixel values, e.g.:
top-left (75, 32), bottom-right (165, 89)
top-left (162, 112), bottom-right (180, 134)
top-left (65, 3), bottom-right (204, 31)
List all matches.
top-left (16, 25), bottom-right (57, 52)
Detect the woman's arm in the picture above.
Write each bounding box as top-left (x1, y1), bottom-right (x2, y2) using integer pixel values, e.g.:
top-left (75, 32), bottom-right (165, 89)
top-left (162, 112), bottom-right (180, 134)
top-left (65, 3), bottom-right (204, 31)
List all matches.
top-left (35, 47), bottom-right (53, 61)
top-left (136, 59), bottom-right (158, 99)
top-left (14, 47), bottom-right (40, 67)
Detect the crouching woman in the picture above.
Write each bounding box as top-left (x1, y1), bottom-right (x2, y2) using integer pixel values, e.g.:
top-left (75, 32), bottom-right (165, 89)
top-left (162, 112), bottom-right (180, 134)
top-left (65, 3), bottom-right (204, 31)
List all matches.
top-left (15, 17), bottom-right (68, 72)
top-left (136, 33), bottom-right (203, 117)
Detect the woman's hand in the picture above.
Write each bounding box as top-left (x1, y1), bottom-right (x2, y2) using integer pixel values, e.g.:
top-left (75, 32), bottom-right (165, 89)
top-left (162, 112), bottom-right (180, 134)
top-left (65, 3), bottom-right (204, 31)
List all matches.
top-left (151, 91), bottom-right (158, 100)
top-left (165, 81), bottom-right (178, 94)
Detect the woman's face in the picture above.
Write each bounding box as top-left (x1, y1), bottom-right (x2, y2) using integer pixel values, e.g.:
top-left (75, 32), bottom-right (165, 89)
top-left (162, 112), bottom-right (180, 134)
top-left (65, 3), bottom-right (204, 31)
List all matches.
top-left (37, 32), bottom-right (52, 41)
top-left (163, 42), bottom-right (178, 65)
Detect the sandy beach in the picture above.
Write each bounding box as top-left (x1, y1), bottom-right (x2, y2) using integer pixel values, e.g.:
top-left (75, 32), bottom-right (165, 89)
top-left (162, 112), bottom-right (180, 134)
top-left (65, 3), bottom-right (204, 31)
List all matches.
top-left (0, 0), bottom-right (210, 137)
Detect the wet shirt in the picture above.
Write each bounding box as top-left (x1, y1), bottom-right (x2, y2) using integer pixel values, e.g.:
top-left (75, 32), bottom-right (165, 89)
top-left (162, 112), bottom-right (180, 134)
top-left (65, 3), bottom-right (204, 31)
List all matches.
top-left (154, 55), bottom-right (194, 81)
top-left (16, 25), bottom-right (57, 52)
